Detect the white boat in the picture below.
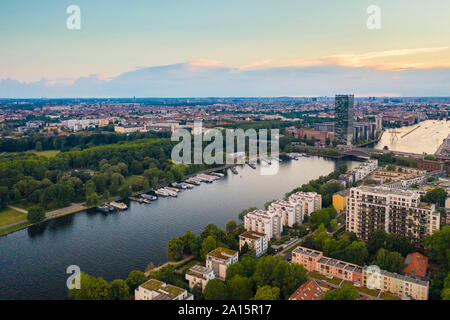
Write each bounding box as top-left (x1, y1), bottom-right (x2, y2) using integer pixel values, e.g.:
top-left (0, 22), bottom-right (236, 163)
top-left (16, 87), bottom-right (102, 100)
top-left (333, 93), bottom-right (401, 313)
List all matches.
top-left (155, 189), bottom-right (169, 197)
top-left (109, 201), bottom-right (128, 210)
top-left (163, 188), bottom-right (178, 197)
top-left (165, 187), bottom-right (180, 193)
top-left (209, 172), bottom-right (224, 177)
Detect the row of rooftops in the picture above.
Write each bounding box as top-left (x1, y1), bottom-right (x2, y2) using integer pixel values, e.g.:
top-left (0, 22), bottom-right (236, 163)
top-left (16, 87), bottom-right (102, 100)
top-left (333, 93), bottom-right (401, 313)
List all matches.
top-left (293, 246), bottom-right (428, 286)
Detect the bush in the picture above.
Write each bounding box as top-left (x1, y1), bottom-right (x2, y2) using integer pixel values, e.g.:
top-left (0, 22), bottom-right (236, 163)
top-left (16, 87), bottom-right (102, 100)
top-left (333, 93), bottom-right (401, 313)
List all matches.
top-left (27, 206), bottom-right (45, 223)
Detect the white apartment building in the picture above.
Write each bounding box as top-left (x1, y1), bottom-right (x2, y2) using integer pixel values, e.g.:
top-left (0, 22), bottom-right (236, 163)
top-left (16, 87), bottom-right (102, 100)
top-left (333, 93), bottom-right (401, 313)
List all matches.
top-left (267, 200), bottom-right (303, 227)
top-left (135, 279), bottom-right (193, 300)
top-left (288, 192), bottom-right (322, 216)
top-left (244, 209), bottom-right (282, 240)
top-left (349, 159), bottom-right (378, 182)
top-left (206, 248), bottom-right (239, 281)
top-left (239, 230), bottom-right (268, 257)
top-left (346, 186), bottom-right (440, 247)
top-left (185, 265), bottom-right (215, 291)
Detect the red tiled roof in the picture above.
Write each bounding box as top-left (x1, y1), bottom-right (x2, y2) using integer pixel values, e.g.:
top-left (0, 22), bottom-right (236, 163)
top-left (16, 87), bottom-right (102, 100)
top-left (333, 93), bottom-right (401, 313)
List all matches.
top-left (289, 280), bottom-right (323, 300)
top-left (403, 252), bottom-right (428, 278)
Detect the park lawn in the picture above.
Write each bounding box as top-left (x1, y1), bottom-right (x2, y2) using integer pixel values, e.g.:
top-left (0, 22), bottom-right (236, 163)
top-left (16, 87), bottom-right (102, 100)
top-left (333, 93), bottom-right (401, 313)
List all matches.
top-left (125, 175), bottom-right (146, 187)
top-left (0, 208), bottom-right (27, 227)
top-left (0, 222), bottom-right (31, 236)
top-left (32, 150), bottom-right (60, 158)
top-left (309, 272), bottom-right (343, 286)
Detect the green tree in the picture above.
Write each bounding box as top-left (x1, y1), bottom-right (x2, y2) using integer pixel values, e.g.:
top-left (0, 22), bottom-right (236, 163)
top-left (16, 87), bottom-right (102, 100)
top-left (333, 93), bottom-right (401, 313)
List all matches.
top-left (344, 241), bottom-right (369, 266)
top-left (86, 192), bottom-right (100, 207)
top-left (125, 270), bottom-right (148, 295)
top-left (251, 285), bottom-right (280, 300)
top-left (204, 279), bottom-right (227, 300)
top-left (119, 185), bottom-right (132, 199)
top-left (226, 275), bottom-right (254, 300)
top-left (167, 237), bottom-right (184, 261)
top-left (422, 188), bottom-right (447, 207)
top-left (200, 236), bottom-right (217, 260)
top-left (330, 219), bottom-right (338, 230)
top-left (323, 284), bottom-right (359, 300)
top-left (226, 220), bottom-right (237, 234)
top-left (27, 206), bottom-right (45, 223)
top-left (424, 225), bottom-right (450, 266)
top-left (68, 272), bottom-right (110, 300)
top-left (108, 279), bottom-right (130, 300)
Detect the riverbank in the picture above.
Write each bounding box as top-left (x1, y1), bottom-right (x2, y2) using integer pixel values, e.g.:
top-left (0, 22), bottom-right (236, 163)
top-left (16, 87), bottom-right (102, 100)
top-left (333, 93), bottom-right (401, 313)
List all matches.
top-left (0, 164), bottom-right (236, 237)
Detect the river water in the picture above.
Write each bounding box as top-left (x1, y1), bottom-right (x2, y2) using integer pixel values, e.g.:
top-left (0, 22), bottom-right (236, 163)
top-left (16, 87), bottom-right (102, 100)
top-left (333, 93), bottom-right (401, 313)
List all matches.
top-left (0, 156), bottom-right (358, 300)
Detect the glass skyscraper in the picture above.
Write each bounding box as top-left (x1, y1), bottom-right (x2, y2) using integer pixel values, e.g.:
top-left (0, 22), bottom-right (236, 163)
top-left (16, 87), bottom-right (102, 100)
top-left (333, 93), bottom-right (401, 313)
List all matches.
top-left (334, 94), bottom-right (354, 145)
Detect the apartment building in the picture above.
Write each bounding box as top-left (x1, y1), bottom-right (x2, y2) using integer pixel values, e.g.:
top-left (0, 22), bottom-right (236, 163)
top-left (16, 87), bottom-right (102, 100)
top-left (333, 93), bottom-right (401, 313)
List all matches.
top-left (239, 230), bottom-right (268, 257)
top-left (267, 200), bottom-right (303, 227)
top-left (185, 265), bottom-right (215, 291)
top-left (292, 246), bottom-right (429, 300)
top-left (348, 159), bottom-right (378, 182)
top-left (288, 192), bottom-right (322, 216)
top-left (244, 209), bottom-right (282, 240)
top-left (346, 186), bottom-right (440, 247)
top-left (205, 247), bottom-right (239, 281)
top-left (135, 279), bottom-right (194, 300)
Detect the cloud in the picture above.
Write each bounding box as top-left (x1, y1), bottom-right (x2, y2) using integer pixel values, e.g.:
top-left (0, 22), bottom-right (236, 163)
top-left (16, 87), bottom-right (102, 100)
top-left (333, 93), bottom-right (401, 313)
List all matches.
top-left (281, 47), bottom-right (450, 71)
top-left (0, 61), bottom-right (449, 98)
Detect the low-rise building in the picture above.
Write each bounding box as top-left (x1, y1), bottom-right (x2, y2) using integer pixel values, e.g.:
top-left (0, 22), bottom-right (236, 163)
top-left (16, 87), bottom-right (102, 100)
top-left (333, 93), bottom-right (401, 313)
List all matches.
top-left (332, 189), bottom-right (349, 212)
top-left (239, 231), bottom-right (268, 257)
top-left (403, 252), bottom-right (428, 279)
top-left (135, 279), bottom-right (193, 300)
top-left (289, 279), bottom-right (324, 300)
top-left (292, 246), bottom-right (429, 300)
top-left (206, 247), bottom-right (239, 281)
top-left (185, 265), bottom-right (215, 291)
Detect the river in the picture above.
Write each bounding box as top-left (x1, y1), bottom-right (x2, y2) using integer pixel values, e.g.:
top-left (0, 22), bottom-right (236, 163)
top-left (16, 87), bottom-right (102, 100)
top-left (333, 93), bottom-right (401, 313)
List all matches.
top-left (0, 156), bottom-right (358, 300)
top-left (373, 120), bottom-right (449, 154)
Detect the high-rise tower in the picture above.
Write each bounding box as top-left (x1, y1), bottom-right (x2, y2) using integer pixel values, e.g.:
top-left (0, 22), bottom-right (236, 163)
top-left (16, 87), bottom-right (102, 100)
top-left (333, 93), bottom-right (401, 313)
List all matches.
top-left (334, 94), bottom-right (354, 145)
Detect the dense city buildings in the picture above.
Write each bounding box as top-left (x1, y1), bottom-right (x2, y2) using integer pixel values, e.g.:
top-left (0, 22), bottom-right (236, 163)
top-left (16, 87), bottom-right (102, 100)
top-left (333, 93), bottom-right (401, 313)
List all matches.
top-left (346, 186), bottom-right (440, 247)
top-left (334, 94), bottom-right (355, 146)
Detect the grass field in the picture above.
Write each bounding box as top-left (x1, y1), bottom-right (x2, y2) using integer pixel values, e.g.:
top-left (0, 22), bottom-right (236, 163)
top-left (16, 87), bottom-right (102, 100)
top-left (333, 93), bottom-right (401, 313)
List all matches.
top-left (32, 150), bottom-right (60, 158)
top-left (0, 221), bottom-right (31, 236)
top-left (0, 208), bottom-right (27, 227)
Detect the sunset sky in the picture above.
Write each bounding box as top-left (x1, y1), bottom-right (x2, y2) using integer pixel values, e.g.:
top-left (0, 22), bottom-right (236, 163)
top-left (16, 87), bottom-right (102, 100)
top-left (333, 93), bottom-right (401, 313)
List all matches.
top-left (1, 0), bottom-right (449, 97)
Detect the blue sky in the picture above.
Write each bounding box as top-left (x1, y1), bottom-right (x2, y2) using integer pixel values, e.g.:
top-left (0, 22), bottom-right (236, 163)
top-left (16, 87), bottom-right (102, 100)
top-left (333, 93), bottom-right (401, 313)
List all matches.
top-left (0, 0), bottom-right (449, 97)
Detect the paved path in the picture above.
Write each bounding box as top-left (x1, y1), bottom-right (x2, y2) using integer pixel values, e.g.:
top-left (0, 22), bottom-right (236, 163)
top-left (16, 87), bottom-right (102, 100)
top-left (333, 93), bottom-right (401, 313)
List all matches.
top-left (7, 205), bottom-right (28, 214)
top-left (45, 203), bottom-right (86, 218)
top-left (145, 255), bottom-right (194, 275)
top-left (0, 219), bottom-right (28, 230)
